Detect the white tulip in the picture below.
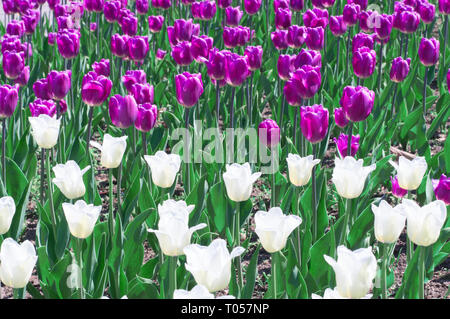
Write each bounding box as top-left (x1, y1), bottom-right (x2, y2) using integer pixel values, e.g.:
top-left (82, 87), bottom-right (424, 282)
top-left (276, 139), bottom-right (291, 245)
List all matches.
top-left (324, 245), bottom-right (377, 299)
top-left (397, 199), bottom-right (446, 247)
top-left (62, 200), bottom-right (101, 239)
top-left (371, 200), bottom-right (406, 244)
top-left (332, 156), bottom-right (376, 199)
top-left (52, 161), bottom-right (90, 200)
top-left (0, 196), bottom-right (15, 235)
top-left (148, 199), bottom-right (207, 256)
top-left (90, 134), bottom-right (127, 169)
top-left (183, 238), bottom-right (245, 292)
top-left (286, 154), bottom-right (320, 187)
top-left (0, 238), bottom-right (37, 288)
top-left (254, 207), bottom-right (302, 253)
top-left (311, 287), bottom-right (372, 299)
top-left (389, 156), bottom-right (427, 190)
top-left (222, 163), bottom-right (261, 202)
top-left (144, 151), bottom-right (181, 188)
top-left (29, 114), bottom-right (61, 149)
top-left (173, 284), bottom-right (235, 299)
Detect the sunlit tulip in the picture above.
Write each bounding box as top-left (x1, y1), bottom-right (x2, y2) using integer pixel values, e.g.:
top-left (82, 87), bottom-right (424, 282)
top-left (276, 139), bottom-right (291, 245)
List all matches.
top-left (244, 46), bottom-right (263, 71)
top-left (223, 163), bottom-right (261, 202)
top-left (324, 245), bottom-right (377, 299)
top-left (334, 107), bottom-right (349, 128)
top-left (225, 6), bottom-right (243, 26)
top-left (439, 0), bottom-right (450, 14)
top-left (14, 66), bottom-right (30, 87)
top-left (371, 200), bottom-right (406, 243)
top-left (287, 25), bottom-right (307, 48)
top-left (305, 27), bottom-right (324, 50)
top-left (300, 104), bottom-right (329, 143)
top-left (389, 156), bottom-right (427, 190)
top-left (271, 30), bottom-right (288, 50)
top-left (303, 8), bottom-right (329, 28)
top-left (109, 94), bottom-right (138, 129)
top-left (136, 0), bottom-right (149, 14)
top-left (329, 15), bottom-right (347, 36)
top-left (111, 33), bottom-right (130, 57)
top-left (156, 49), bottom-right (167, 60)
top-left (47, 70), bottom-right (71, 101)
top-left (224, 53), bottom-right (249, 87)
top-left (174, 284), bottom-right (235, 299)
top-left (104, 0), bottom-right (121, 22)
top-left (343, 3), bottom-right (360, 26)
top-left (148, 15), bottom-right (165, 33)
top-left (191, 35), bottom-right (213, 63)
top-left (393, 5), bottom-right (420, 33)
top-left (374, 14), bottom-right (393, 40)
top-left (244, 0), bottom-right (261, 15)
top-left (255, 207), bottom-right (302, 253)
top-left (332, 156), bottom-right (376, 199)
top-left (135, 103), bottom-right (158, 132)
top-left (92, 59), bottom-right (110, 77)
top-left (275, 8), bottom-right (292, 30)
top-left (56, 29), bottom-right (80, 59)
top-left (390, 57), bottom-right (411, 82)
top-left (0, 238), bottom-right (37, 288)
top-left (90, 134), bottom-right (127, 169)
top-left (62, 200), bottom-right (101, 239)
top-left (0, 196), bottom-right (15, 235)
top-left (0, 84), bottom-right (19, 119)
top-left (172, 41), bottom-right (194, 66)
top-left (339, 85), bottom-right (375, 122)
top-left (359, 11), bottom-right (374, 33)
top-left (52, 161), bottom-right (90, 200)
top-left (293, 48), bottom-right (322, 69)
top-left (352, 47), bottom-right (376, 78)
top-left (432, 174), bottom-right (450, 205)
top-left (175, 72), bottom-right (204, 107)
top-left (121, 14), bottom-right (138, 36)
top-left (131, 83), bottom-right (154, 105)
top-left (148, 199), bottom-right (207, 256)
top-left (418, 37), bottom-right (439, 66)
top-left (81, 71), bottom-right (113, 107)
top-left (334, 134), bottom-right (359, 158)
top-left (398, 199), bottom-right (446, 247)
top-left (144, 151), bottom-right (181, 188)
top-left (122, 70), bottom-right (147, 92)
top-left (29, 114), bottom-right (61, 149)
top-left (277, 54), bottom-right (296, 81)
top-left (352, 33), bottom-right (375, 54)
top-left (183, 238), bottom-right (245, 292)
top-left (3, 51), bottom-right (24, 80)
top-left (6, 20), bottom-right (24, 37)
top-left (286, 154), bottom-right (320, 187)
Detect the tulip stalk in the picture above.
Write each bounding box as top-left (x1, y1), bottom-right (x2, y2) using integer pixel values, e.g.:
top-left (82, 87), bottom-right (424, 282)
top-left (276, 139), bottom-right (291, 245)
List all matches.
top-left (185, 108), bottom-right (190, 195)
top-left (339, 198), bottom-right (352, 246)
top-left (13, 288), bottom-right (25, 299)
top-left (1, 119), bottom-right (6, 186)
top-left (391, 82), bottom-right (399, 116)
top-left (345, 27), bottom-right (352, 79)
top-left (347, 122), bottom-right (353, 157)
top-left (75, 237), bottom-right (85, 299)
top-left (168, 256), bottom-right (178, 298)
top-left (378, 42), bottom-right (384, 94)
top-left (108, 169), bottom-right (115, 244)
top-left (443, 15), bottom-right (448, 82)
top-left (86, 107), bottom-right (94, 156)
top-left (418, 245), bottom-right (425, 299)
top-left (336, 37), bottom-right (341, 75)
top-left (422, 66), bottom-right (428, 118)
top-left (271, 252), bottom-right (279, 299)
top-left (381, 243), bottom-right (388, 299)
top-left (234, 201), bottom-right (243, 289)
top-left (142, 132), bottom-right (152, 194)
top-left (40, 149), bottom-right (45, 206)
top-left (311, 144), bottom-right (318, 242)
top-left (294, 187), bottom-right (302, 269)
top-left (403, 34), bottom-right (409, 59)
top-left (230, 87), bottom-right (236, 130)
top-left (46, 150), bottom-right (58, 238)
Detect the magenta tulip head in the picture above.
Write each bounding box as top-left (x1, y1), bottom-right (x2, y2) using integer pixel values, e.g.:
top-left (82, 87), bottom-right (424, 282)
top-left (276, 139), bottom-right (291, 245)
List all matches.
top-left (334, 134), bottom-right (359, 158)
top-left (175, 72), bottom-right (204, 108)
top-left (225, 6), bottom-right (243, 26)
top-left (432, 175), bottom-right (450, 205)
top-left (300, 104), bottom-right (329, 144)
top-left (109, 94), bottom-right (138, 129)
top-left (156, 49), bottom-right (167, 60)
top-left (121, 14), bottom-right (138, 36)
top-left (6, 20), bottom-right (25, 37)
top-left (352, 47), bottom-right (376, 78)
top-left (0, 84), bottom-right (19, 119)
top-left (271, 30), bottom-right (288, 50)
top-left (352, 32), bottom-right (375, 53)
top-left (439, 0), bottom-right (450, 14)
top-left (274, 0), bottom-right (289, 11)
top-left (33, 78), bottom-right (51, 100)
top-left (3, 51), bottom-right (24, 80)
top-left (148, 15), bottom-right (164, 33)
top-left (283, 66), bottom-right (321, 105)
top-left (223, 27), bottom-right (239, 48)
top-left (191, 35), bottom-right (213, 63)
top-left (29, 99), bottom-right (58, 118)
top-left (84, 0), bottom-right (103, 12)
top-left (348, 0), bottom-right (367, 10)
top-left (206, 48), bottom-right (226, 80)
top-left (391, 176), bottom-right (408, 198)
top-left (135, 103), bottom-right (158, 132)
top-left (418, 37), bottom-right (439, 66)
top-left (244, 46), bottom-right (263, 71)
top-left (14, 66), bottom-right (30, 87)
top-left (56, 29), bottom-right (80, 59)
top-left (390, 57), bottom-right (411, 82)
top-left (244, 0), bottom-right (262, 15)
top-left (294, 48), bottom-right (322, 69)
top-left (277, 54), bottom-right (296, 81)
top-left (47, 70), bottom-right (71, 101)
top-left (174, 19), bottom-right (200, 43)
top-left (303, 8), bottom-right (329, 28)
top-left (104, 0), bottom-right (121, 22)
top-left (199, 0), bottom-right (217, 20)
top-left (359, 11), bottom-right (375, 33)
top-left (136, 0), bottom-right (149, 14)
top-left (287, 25), bottom-right (307, 48)
top-left (305, 27), bottom-right (324, 50)
top-left (329, 15), bottom-right (347, 36)
top-left (81, 71), bottom-right (113, 106)
top-left (340, 85), bottom-right (375, 122)
top-left (311, 0), bottom-right (335, 9)
top-left (171, 41), bottom-right (194, 66)
top-left (152, 0), bottom-right (172, 9)
top-left (224, 53), bottom-right (250, 87)
top-left (334, 107), bottom-right (349, 128)
top-left (131, 83), bottom-right (154, 105)
top-left (275, 8), bottom-right (292, 30)
top-left (393, 5), bottom-right (420, 33)
top-left (218, 0), bottom-right (232, 9)
top-left (418, 1), bottom-right (435, 24)
top-left (111, 34), bottom-right (130, 58)
top-left (122, 70), bottom-right (147, 93)
top-left (258, 119), bottom-right (281, 147)
top-left (128, 36), bottom-right (149, 62)
top-left (343, 3), bottom-right (361, 26)
top-left (374, 13), bottom-right (393, 40)
top-left (290, 0), bottom-right (304, 11)
top-left (92, 59), bottom-right (110, 77)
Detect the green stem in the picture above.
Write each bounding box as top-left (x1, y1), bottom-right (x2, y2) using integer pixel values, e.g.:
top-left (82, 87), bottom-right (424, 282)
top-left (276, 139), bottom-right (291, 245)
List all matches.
top-left (235, 201), bottom-right (243, 291)
top-left (406, 192), bottom-right (414, 263)
top-left (378, 42), bottom-right (383, 95)
top-left (46, 150), bottom-right (57, 238)
top-left (339, 198), bottom-right (352, 246)
top-left (142, 132), bottom-right (152, 195)
top-left (418, 245), bottom-right (425, 299)
top-left (40, 149), bottom-right (45, 206)
top-left (13, 288), bottom-right (25, 299)
top-left (345, 26), bottom-right (352, 79)
top-left (76, 237), bottom-right (85, 299)
top-left (347, 122), bottom-right (353, 157)
top-left (381, 243), bottom-right (388, 299)
top-left (86, 107), bottom-right (94, 156)
top-left (108, 169), bottom-right (115, 244)
top-left (422, 66), bottom-right (428, 118)
top-left (271, 252), bottom-right (278, 299)
top-left (184, 108), bottom-right (190, 195)
top-left (295, 187), bottom-right (301, 270)
top-left (271, 150), bottom-right (276, 207)
top-left (311, 144), bottom-right (318, 242)
top-left (2, 118), bottom-right (6, 188)
top-left (168, 256), bottom-right (178, 298)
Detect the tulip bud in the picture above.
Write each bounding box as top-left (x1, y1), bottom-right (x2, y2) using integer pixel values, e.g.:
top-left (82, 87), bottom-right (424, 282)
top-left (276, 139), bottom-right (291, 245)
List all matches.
top-left (244, 0), bottom-right (262, 15)
top-left (398, 199), bottom-right (446, 247)
top-left (389, 156), bottom-right (427, 190)
top-left (174, 284), bottom-right (235, 299)
top-left (144, 151), bottom-right (181, 188)
top-left (271, 30), bottom-right (289, 50)
top-left (352, 32), bottom-right (375, 54)
top-left (303, 8), bottom-right (329, 28)
top-left (81, 71), bottom-right (113, 107)
top-left (121, 14), bottom-right (138, 36)
top-left (14, 66), bottom-right (30, 87)
top-left (174, 19), bottom-right (200, 43)
top-left (29, 114), bottom-right (61, 149)
top-left (3, 50), bottom-right (24, 80)
top-left (136, 0), bottom-right (149, 14)
top-left (224, 53), bottom-right (249, 87)
top-left (128, 35), bottom-right (149, 62)
top-left (156, 49), bottom-right (167, 60)
top-left (223, 163), bottom-right (261, 202)
top-left (104, 0), bottom-right (121, 22)
top-left (343, 3), bottom-right (361, 26)
top-left (183, 238), bottom-right (245, 292)
top-left (418, 37), bottom-right (439, 66)
top-left (391, 175), bottom-right (408, 198)
top-left (352, 47), bottom-right (376, 78)
top-left (148, 15), bottom-right (165, 33)
top-left (290, 0), bottom-right (304, 11)
top-left (206, 48), bottom-right (226, 80)
top-left (324, 246), bottom-right (377, 299)
top-left (439, 0), bottom-right (450, 14)
top-left (109, 94), bottom-right (138, 129)
top-left (332, 156), bottom-right (376, 199)
top-left (291, 65), bottom-right (322, 99)
top-left (286, 154), bottom-right (320, 187)
top-left (293, 48), bottom-right (322, 69)
top-left (52, 161), bottom-right (90, 199)
top-left (334, 107), bottom-right (349, 128)
top-left (135, 103), bottom-right (158, 132)
top-left (390, 56), bottom-right (411, 82)
top-left (111, 33), bottom-right (130, 58)
top-left (47, 70), bottom-right (71, 101)
top-left (255, 207), bottom-right (302, 253)
top-left (244, 45), bottom-right (263, 71)
top-left (175, 72), bottom-right (204, 107)
top-left (122, 70), bottom-right (147, 92)
top-left (305, 26), bottom-right (324, 50)
top-left (330, 15), bottom-right (347, 36)
top-left (148, 199), bottom-right (207, 256)
top-left (62, 200), bottom-right (101, 239)
top-left (339, 85), bottom-right (375, 122)
top-left (300, 104), bottom-right (329, 144)
top-left (0, 84), bottom-right (19, 119)
top-left (277, 54), bottom-right (296, 81)
top-left (131, 83), bottom-right (154, 105)
top-left (191, 36), bottom-right (213, 63)
top-left (0, 238), bottom-right (37, 288)
top-left (48, 32), bottom-right (57, 45)
top-left (56, 29), bottom-right (80, 59)
top-left (275, 8), bottom-right (292, 30)
top-left (432, 174), bottom-right (450, 205)
top-left (287, 25), bottom-right (307, 48)
top-left (371, 200), bottom-right (406, 243)
top-left (0, 196), bottom-right (15, 235)
top-left (334, 134), bottom-right (359, 158)
top-left (90, 134), bottom-right (127, 169)
top-left (374, 13), bottom-right (393, 40)
top-left (225, 6), bottom-right (243, 26)
top-left (92, 59), bottom-right (110, 77)
top-left (258, 119), bottom-right (281, 147)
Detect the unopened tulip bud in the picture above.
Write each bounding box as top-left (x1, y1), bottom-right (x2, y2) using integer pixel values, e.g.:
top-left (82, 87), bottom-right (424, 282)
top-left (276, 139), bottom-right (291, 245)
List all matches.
top-left (0, 196), bottom-right (15, 235)
top-left (223, 163), bottom-right (261, 202)
top-left (52, 161), bottom-right (90, 199)
top-left (286, 154), bottom-right (320, 187)
top-left (144, 151), bottom-right (181, 188)
top-left (0, 238), bottom-right (37, 288)
top-left (389, 156), bottom-right (427, 190)
top-left (29, 114), bottom-right (61, 149)
top-left (371, 200), bottom-right (406, 243)
top-left (62, 200), bottom-right (101, 239)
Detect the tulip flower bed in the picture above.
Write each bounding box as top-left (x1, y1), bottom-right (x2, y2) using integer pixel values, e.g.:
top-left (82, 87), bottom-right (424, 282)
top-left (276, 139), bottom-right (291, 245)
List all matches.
top-left (0, 0), bottom-right (448, 301)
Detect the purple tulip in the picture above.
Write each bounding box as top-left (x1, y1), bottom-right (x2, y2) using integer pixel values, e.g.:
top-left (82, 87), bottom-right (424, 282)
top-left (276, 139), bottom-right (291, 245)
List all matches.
top-left (340, 85), bottom-right (375, 122)
top-left (48, 32), bottom-right (57, 45)
top-left (333, 108), bottom-right (348, 128)
top-left (135, 103), bottom-right (158, 132)
top-left (352, 47), bottom-right (376, 78)
top-left (111, 34), bottom-right (130, 58)
top-left (29, 99), bottom-right (57, 117)
top-left (56, 29), bottom-right (80, 59)
top-left (136, 0), bottom-right (149, 14)
top-left (374, 13), bottom-right (393, 40)
top-left (121, 14), bottom-right (138, 36)
top-left (200, 0), bottom-right (217, 20)
top-left (175, 72), bottom-right (204, 107)
top-left (84, 0), bottom-right (103, 12)
top-left (284, 66), bottom-right (321, 104)
top-left (33, 78), bottom-right (51, 100)
top-left (287, 25), bottom-right (307, 48)
top-left (274, 0), bottom-right (289, 11)
top-left (191, 35), bottom-right (213, 63)
top-left (131, 83), bottom-right (154, 104)
top-left (171, 41), bottom-right (193, 66)
top-left (23, 11), bottom-right (40, 34)
top-left (418, 1), bottom-right (435, 24)
top-left (275, 8), bottom-right (292, 30)
top-left (390, 57), bottom-right (411, 82)
top-left (81, 71), bottom-right (113, 106)
top-left (271, 30), bottom-right (289, 50)
top-left (343, 3), bottom-right (361, 26)
top-left (352, 32), bottom-right (375, 53)
top-left (223, 27), bottom-right (239, 48)
top-left (218, 0), bottom-right (232, 9)
top-left (277, 54), bottom-right (296, 81)
top-left (334, 134), bottom-right (359, 158)
top-left (235, 26), bottom-right (254, 46)
top-left (293, 48), bottom-right (322, 69)
top-left (174, 19), bottom-right (200, 43)
top-left (258, 119), bottom-right (281, 147)
top-left (192, 2), bottom-right (202, 19)
top-left (306, 27), bottom-right (324, 50)
top-left (225, 6), bottom-right (243, 26)
top-left (391, 176), bottom-right (408, 198)
top-left (0, 84), bottom-right (19, 119)
top-left (148, 15), bottom-right (165, 33)
top-left (303, 8), bottom-right (329, 28)
top-left (300, 104), bottom-right (329, 144)
top-left (3, 51), bottom-right (24, 80)
top-left (432, 174), bottom-right (450, 205)
top-left (128, 36), bottom-right (149, 62)
top-left (244, 46), bottom-right (263, 71)
top-left (92, 59), bottom-right (110, 77)
top-left (393, 5), bottom-right (420, 33)
top-left (439, 0), bottom-right (450, 14)
top-left (152, 0), bottom-right (171, 9)
top-left (244, 0), bottom-right (262, 15)
top-left (6, 20), bottom-right (25, 37)
top-left (311, 0), bottom-right (335, 9)
top-left (14, 66), bottom-right (30, 87)
top-left (348, 0), bottom-right (367, 10)
top-left (156, 49), bottom-right (167, 60)
top-left (206, 48), bottom-right (226, 80)
top-left (122, 70), bottom-right (147, 92)
top-left (359, 11), bottom-right (375, 33)
top-left (329, 15), bottom-right (347, 36)
top-left (90, 22), bottom-right (97, 32)
top-left (290, 0), bottom-right (304, 11)
top-left (225, 53), bottom-right (250, 86)
top-left (109, 94), bottom-right (138, 129)
top-left (418, 37), bottom-right (439, 66)
top-left (47, 70), bottom-right (71, 101)
top-left (104, 0), bottom-right (121, 22)
top-left (1, 35), bottom-right (22, 54)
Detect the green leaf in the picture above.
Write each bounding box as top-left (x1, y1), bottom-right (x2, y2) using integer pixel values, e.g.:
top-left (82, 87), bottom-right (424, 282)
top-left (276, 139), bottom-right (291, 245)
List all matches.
top-left (241, 244), bottom-right (260, 299)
